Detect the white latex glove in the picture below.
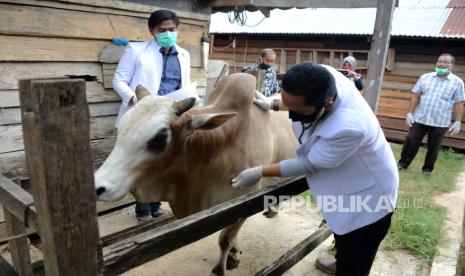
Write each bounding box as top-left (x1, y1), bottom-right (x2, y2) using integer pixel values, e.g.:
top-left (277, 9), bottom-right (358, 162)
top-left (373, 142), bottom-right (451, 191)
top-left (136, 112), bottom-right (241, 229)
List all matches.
top-left (231, 166), bottom-right (263, 189)
top-left (449, 121), bottom-right (461, 136)
top-left (406, 112), bottom-right (415, 127)
top-left (253, 90), bottom-right (272, 111)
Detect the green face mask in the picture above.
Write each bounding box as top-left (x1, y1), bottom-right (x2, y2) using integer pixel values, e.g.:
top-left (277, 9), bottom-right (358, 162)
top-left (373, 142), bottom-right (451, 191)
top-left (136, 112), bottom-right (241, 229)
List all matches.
top-left (155, 31), bottom-right (178, 48)
top-left (435, 67), bottom-right (449, 76)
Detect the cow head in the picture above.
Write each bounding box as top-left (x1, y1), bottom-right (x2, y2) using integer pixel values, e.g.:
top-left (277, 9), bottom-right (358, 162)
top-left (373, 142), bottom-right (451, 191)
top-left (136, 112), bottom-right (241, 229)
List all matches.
top-left (95, 85), bottom-right (237, 202)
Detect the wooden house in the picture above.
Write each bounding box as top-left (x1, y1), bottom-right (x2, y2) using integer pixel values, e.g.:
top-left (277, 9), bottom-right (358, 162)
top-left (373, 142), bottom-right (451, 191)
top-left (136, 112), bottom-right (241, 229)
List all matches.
top-left (210, 0), bottom-right (465, 149)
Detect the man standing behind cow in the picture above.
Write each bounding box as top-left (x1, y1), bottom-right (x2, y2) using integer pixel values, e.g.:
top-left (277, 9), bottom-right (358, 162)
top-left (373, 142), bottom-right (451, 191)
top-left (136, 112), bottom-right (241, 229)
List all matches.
top-left (232, 62), bottom-right (398, 275)
top-left (241, 48), bottom-right (280, 96)
top-left (398, 53), bottom-right (464, 174)
top-left (112, 10), bottom-right (192, 222)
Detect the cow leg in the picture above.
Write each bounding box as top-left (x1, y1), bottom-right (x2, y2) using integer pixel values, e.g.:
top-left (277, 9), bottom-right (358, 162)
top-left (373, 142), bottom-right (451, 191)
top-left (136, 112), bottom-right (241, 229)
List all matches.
top-left (226, 244), bottom-right (241, 270)
top-left (211, 218), bottom-right (246, 275)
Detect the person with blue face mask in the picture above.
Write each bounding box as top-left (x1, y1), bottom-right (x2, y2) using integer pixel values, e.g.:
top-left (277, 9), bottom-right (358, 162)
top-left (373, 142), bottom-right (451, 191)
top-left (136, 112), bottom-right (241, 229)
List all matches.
top-left (112, 9), bottom-right (192, 223)
top-left (233, 62), bottom-right (399, 276)
top-left (398, 53), bottom-right (464, 174)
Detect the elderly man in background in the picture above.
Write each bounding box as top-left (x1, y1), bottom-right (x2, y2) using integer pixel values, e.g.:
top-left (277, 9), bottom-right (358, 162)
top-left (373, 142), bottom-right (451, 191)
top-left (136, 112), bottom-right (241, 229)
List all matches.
top-left (398, 53), bottom-right (464, 174)
top-left (241, 48), bottom-right (280, 96)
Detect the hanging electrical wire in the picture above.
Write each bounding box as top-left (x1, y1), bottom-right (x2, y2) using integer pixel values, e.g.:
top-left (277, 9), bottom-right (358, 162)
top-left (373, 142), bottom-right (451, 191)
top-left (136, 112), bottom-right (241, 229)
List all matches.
top-left (227, 6), bottom-right (266, 27)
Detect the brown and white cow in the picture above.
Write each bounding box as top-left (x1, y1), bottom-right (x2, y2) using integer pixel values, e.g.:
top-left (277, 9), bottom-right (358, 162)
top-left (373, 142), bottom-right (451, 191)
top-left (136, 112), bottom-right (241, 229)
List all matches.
top-left (95, 73), bottom-right (297, 275)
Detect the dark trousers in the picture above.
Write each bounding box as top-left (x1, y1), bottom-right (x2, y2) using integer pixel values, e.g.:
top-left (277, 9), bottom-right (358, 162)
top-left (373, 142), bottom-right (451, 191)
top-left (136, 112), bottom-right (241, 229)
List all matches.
top-left (398, 123), bottom-right (447, 172)
top-left (135, 202), bottom-right (161, 216)
top-left (334, 212), bottom-right (393, 276)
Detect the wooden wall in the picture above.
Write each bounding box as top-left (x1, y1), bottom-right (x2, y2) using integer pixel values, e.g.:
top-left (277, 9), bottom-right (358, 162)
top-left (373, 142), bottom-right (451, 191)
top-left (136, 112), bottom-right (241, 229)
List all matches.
top-left (211, 35), bottom-right (465, 149)
top-left (0, 0), bottom-right (210, 177)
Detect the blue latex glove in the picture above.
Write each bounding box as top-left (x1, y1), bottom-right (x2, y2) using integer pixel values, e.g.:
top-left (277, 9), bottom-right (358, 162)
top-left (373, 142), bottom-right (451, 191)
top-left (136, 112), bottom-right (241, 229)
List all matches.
top-left (112, 37), bottom-right (129, 46)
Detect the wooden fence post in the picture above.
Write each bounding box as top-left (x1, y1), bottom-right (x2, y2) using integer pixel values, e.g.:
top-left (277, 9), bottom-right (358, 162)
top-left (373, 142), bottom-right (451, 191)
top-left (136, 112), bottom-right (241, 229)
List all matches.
top-left (363, 0), bottom-right (396, 112)
top-left (18, 78), bottom-right (100, 276)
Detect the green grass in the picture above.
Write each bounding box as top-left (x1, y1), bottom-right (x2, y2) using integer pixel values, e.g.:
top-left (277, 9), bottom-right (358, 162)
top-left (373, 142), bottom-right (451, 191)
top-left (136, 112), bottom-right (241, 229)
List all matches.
top-left (384, 143), bottom-right (465, 262)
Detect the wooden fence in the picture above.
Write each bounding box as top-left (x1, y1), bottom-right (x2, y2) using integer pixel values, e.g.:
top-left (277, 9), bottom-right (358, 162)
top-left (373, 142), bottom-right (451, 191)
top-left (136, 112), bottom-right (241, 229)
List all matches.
top-left (0, 78), bottom-right (331, 275)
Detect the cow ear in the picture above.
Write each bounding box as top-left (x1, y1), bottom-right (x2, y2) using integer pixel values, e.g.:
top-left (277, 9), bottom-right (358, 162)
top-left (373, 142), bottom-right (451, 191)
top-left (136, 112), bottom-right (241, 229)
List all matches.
top-left (172, 97), bottom-right (197, 116)
top-left (136, 85), bottom-right (150, 101)
top-left (187, 112), bottom-right (237, 131)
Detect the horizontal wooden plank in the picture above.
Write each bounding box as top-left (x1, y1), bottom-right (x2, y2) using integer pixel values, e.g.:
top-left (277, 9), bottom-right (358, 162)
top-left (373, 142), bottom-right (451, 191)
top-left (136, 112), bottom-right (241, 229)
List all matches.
top-left (101, 177), bottom-right (309, 275)
top-left (1, 21), bottom-right (204, 63)
top-left (0, 35), bottom-right (110, 62)
top-left (389, 68), bottom-right (465, 80)
top-left (0, 102), bottom-right (120, 125)
top-left (383, 74), bottom-right (418, 83)
top-left (381, 89), bottom-right (413, 100)
top-left (0, 136), bottom-right (116, 177)
top-left (1, 82), bottom-right (120, 108)
top-left (0, 116), bottom-right (116, 153)
top-left (0, 62), bottom-right (103, 90)
top-left (378, 98), bottom-right (410, 110)
top-left (0, 0), bottom-right (210, 22)
top-left (382, 81), bottom-right (414, 91)
top-left (395, 61), bottom-right (465, 73)
top-left (103, 67), bottom-right (207, 89)
top-left (377, 106), bottom-right (406, 119)
top-left (378, 116), bottom-right (465, 140)
top-left (382, 128), bottom-right (465, 149)
top-left (255, 224), bottom-right (332, 276)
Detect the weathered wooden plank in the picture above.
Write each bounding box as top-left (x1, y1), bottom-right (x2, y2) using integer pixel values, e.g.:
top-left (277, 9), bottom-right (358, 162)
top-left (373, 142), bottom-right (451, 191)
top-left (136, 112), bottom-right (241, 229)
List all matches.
top-left (0, 2), bottom-right (207, 42)
top-left (0, 137), bottom-right (116, 178)
top-left (255, 224), bottom-right (332, 276)
top-left (382, 81), bottom-right (414, 91)
top-left (101, 177), bottom-right (309, 275)
top-left (363, 0), bottom-right (396, 112)
top-left (381, 89), bottom-right (413, 100)
top-left (0, 175), bottom-right (38, 230)
top-left (383, 74), bottom-right (418, 83)
top-left (101, 213), bottom-right (175, 247)
top-left (0, 102), bottom-right (120, 125)
top-left (377, 106), bottom-right (406, 119)
top-left (103, 67), bottom-right (207, 89)
top-left (395, 61), bottom-right (465, 73)
top-left (0, 0), bottom-right (210, 22)
top-left (4, 208), bottom-right (33, 276)
top-left (0, 62), bottom-right (103, 90)
top-left (378, 98), bottom-right (409, 109)
top-left (386, 48), bottom-right (396, 71)
top-left (279, 49), bottom-right (287, 73)
top-left (0, 35), bottom-right (110, 62)
top-left (2, 174), bottom-right (35, 276)
top-left (378, 116), bottom-right (465, 140)
top-left (19, 78), bottom-right (100, 275)
top-left (0, 116), bottom-right (116, 153)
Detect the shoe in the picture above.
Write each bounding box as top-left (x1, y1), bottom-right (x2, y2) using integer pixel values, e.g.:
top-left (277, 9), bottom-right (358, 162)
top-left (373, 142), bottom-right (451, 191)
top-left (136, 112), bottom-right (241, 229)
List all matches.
top-left (152, 207), bottom-right (165, 218)
top-left (315, 252), bottom-right (336, 274)
top-left (136, 214), bottom-right (153, 223)
top-left (422, 169), bottom-right (432, 175)
top-left (397, 164), bottom-right (407, 171)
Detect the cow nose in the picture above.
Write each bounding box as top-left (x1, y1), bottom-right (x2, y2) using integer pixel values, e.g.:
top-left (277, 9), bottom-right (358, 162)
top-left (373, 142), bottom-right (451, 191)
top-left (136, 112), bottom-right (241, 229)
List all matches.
top-left (96, 187), bottom-right (106, 197)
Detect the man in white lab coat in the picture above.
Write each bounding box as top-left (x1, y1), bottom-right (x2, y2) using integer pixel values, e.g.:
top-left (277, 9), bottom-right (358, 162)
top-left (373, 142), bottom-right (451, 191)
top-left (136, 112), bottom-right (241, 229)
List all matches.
top-left (232, 62), bottom-right (398, 275)
top-left (112, 9), bottom-right (191, 222)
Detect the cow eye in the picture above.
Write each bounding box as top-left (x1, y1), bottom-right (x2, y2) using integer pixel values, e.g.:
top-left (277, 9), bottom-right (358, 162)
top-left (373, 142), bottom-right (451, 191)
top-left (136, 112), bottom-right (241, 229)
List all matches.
top-left (147, 128), bottom-right (168, 153)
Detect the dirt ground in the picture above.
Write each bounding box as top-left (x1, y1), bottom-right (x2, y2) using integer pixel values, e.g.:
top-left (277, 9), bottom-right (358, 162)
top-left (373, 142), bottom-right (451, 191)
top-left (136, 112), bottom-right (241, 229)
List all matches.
top-left (96, 199), bottom-right (429, 276)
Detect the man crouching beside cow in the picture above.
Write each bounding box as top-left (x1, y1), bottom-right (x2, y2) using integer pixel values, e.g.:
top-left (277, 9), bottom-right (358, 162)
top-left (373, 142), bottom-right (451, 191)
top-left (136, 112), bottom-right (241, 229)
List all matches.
top-left (95, 61), bottom-right (398, 275)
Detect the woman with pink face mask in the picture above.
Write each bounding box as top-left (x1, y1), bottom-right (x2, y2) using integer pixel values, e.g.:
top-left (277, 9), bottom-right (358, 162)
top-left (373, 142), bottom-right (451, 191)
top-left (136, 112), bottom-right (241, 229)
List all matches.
top-left (339, 56), bottom-right (364, 91)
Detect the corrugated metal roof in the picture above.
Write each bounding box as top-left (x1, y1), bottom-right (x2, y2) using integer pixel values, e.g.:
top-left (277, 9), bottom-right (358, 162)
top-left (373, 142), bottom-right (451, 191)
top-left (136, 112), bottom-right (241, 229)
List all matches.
top-left (210, 0), bottom-right (465, 38)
